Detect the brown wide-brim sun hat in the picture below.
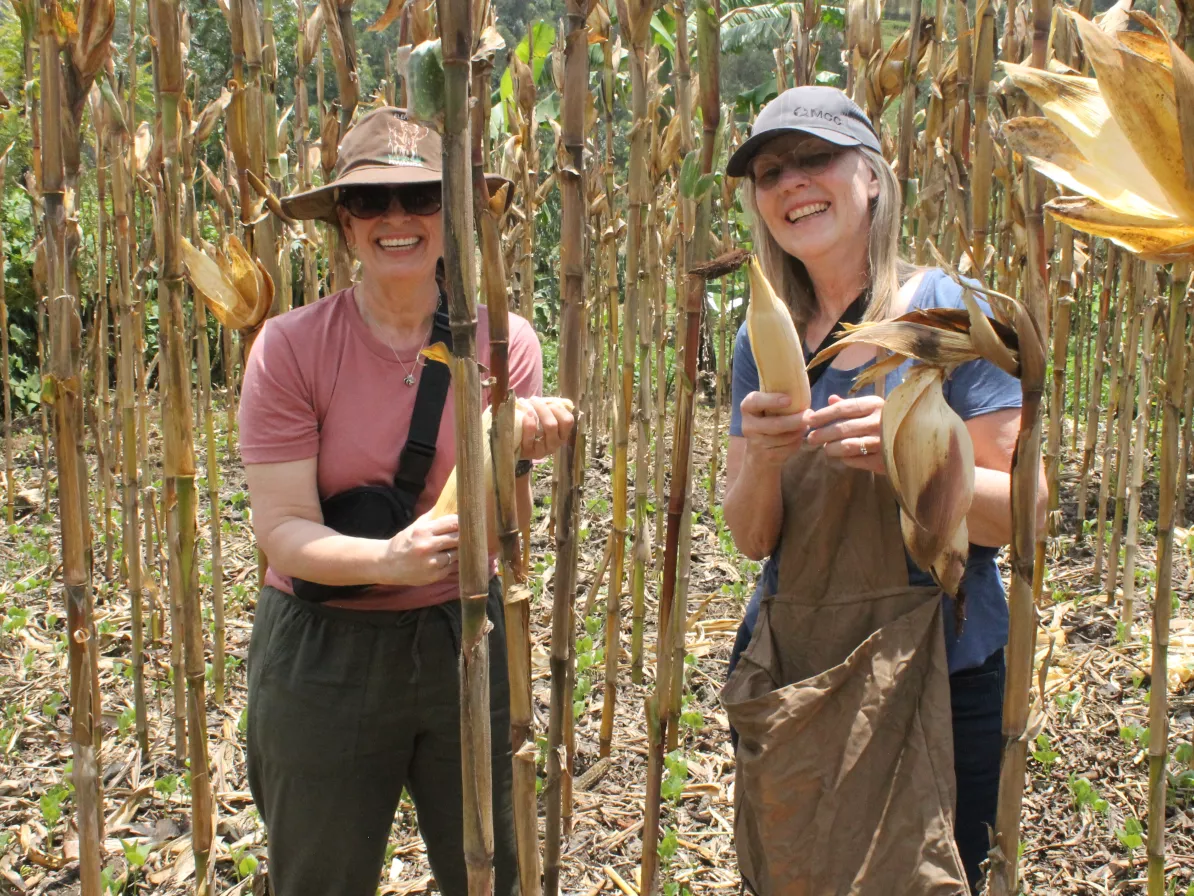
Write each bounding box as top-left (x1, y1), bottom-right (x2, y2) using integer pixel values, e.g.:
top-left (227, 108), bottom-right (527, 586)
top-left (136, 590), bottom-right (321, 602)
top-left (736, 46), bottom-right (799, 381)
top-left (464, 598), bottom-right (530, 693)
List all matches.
top-left (281, 106), bottom-right (513, 220)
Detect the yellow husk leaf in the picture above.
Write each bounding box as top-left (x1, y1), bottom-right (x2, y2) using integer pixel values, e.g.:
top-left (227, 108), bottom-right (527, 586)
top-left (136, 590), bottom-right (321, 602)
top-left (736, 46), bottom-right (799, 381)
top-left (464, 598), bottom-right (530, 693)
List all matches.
top-left (1045, 196), bottom-right (1194, 263)
top-left (1002, 63), bottom-right (1179, 219)
top-left (1064, 10), bottom-right (1194, 220)
top-left (224, 234), bottom-right (263, 309)
top-left (1002, 116), bottom-right (1173, 220)
top-left (367, 0), bottom-right (405, 32)
top-left (180, 238), bottom-right (257, 330)
top-left (746, 257), bottom-right (811, 414)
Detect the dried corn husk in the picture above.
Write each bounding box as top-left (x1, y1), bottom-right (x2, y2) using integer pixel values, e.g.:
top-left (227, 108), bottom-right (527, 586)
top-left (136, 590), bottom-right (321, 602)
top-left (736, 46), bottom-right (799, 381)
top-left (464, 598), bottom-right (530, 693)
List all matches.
top-left (882, 364), bottom-right (975, 596)
top-left (1002, 10), bottom-right (1194, 262)
top-left (180, 236), bottom-right (273, 332)
top-left (192, 86), bottom-right (233, 144)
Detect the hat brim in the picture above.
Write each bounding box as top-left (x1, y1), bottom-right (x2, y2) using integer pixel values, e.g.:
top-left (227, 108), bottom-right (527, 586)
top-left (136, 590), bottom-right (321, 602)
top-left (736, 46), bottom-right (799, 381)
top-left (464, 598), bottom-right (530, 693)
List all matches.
top-left (281, 166), bottom-right (514, 220)
top-left (725, 126), bottom-right (874, 179)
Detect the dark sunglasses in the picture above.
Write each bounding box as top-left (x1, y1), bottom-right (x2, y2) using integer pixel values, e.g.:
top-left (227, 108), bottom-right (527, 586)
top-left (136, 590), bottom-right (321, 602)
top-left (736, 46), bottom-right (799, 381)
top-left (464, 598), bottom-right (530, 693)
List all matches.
top-left (750, 147), bottom-right (845, 190)
top-left (337, 183), bottom-right (443, 219)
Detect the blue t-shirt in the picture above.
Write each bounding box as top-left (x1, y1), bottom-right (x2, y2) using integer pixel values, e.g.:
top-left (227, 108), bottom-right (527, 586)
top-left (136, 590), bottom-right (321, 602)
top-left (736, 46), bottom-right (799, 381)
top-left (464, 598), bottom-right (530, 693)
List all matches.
top-left (729, 268), bottom-right (1022, 673)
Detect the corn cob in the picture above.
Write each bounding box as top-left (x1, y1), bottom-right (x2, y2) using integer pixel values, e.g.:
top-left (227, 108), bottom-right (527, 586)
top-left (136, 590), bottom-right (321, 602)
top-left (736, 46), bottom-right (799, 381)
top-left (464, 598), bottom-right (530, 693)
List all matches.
top-left (746, 256), bottom-right (811, 413)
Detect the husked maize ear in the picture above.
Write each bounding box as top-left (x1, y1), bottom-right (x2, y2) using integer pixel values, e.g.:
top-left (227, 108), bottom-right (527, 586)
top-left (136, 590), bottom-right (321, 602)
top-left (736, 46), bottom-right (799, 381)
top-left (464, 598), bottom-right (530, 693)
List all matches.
top-left (422, 341), bottom-right (575, 520)
top-left (747, 256), bottom-right (811, 414)
top-left (427, 407), bottom-right (496, 520)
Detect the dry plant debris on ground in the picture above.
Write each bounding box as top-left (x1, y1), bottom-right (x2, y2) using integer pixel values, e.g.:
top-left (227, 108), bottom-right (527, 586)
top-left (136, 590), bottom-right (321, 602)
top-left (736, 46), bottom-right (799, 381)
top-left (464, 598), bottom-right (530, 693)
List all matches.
top-left (1, 405), bottom-right (1194, 895)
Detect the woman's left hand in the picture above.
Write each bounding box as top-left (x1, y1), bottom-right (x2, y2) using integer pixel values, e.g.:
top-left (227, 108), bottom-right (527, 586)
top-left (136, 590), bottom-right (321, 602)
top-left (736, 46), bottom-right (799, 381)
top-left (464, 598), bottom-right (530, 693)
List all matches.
top-left (517, 396), bottom-right (577, 461)
top-left (805, 394), bottom-right (886, 474)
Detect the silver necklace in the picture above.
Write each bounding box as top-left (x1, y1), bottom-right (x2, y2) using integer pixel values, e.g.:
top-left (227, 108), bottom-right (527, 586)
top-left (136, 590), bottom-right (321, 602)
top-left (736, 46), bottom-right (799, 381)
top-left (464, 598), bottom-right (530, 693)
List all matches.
top-left (357, 289), bottom-right (431, 386)
top-left (387, 333), bottom-right (429, 386)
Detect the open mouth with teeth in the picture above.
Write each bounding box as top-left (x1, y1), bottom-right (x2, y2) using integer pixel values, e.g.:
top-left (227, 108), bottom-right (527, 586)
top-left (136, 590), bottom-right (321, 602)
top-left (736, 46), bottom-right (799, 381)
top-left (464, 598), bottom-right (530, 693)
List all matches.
top-left (377, 236), bottom-right (422, 250)
top-left (785, 202), bottom-right (830, 224)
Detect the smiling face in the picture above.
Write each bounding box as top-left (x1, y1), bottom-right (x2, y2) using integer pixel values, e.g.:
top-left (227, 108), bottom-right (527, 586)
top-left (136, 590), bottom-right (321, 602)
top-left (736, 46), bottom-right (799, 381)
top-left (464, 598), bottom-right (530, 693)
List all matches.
top-left (749, 133), bottom-right (880, 271)
top-left (336, 188), bottom-right (445, 291)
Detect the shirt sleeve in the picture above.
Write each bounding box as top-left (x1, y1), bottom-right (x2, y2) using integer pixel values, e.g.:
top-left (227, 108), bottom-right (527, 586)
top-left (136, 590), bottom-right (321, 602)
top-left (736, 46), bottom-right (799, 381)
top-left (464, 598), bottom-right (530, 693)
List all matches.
top-left (238, 320), bottom-right (322, 464)
top-left (729, 320), bottom-right (760, 437)
top-left (507, 314), bottom-right (545, 399)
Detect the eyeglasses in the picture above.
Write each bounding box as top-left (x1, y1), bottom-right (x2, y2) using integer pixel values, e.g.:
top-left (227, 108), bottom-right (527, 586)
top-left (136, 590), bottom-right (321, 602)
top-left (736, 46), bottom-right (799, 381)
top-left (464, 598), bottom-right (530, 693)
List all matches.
top-left (337, 183), bottom-right (443, 219)
top-left (750, 147), bottom-right (845, 190)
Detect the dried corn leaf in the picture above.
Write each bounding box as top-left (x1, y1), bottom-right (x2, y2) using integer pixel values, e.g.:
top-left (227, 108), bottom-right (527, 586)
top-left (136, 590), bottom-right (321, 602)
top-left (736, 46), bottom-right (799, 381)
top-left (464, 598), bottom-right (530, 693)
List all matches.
top-left (1066, 10), bottom-right (1194, 219)
top-left (300, 4), bottom-right (325, 70)
top-left (192, 86), bottom-right (232, 144)
top-left (1003, 117), bottom-right (1171, 221)
top-left (367, 0), bottom-right (406, 32)
top-left (808, 309), bottom-right (1018, 372)
top-left (71, 0), bottom-right (115, 81)
top-left (1002, 63), bottom-right (1179, 219)
top-left (1045, 196), bottom-right (1194, 262)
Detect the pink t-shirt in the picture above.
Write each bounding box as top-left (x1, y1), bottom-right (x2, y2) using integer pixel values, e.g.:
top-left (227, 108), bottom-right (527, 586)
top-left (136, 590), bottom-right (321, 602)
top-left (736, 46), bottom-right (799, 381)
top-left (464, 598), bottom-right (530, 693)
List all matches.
top-left (238, 286), bottom-right (543, 611)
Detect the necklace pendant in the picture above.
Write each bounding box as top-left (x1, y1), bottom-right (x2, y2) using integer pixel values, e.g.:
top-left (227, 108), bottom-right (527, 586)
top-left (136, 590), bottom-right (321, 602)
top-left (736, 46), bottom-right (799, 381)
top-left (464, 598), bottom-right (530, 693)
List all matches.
top-left (404, 373), bottom-right (416, 387)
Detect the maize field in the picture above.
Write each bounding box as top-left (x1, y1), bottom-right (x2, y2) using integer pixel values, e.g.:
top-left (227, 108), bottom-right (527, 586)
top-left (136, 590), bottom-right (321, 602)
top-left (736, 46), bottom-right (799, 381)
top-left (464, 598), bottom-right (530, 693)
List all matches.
top-left (0, 0), bottom-right (1192, 893)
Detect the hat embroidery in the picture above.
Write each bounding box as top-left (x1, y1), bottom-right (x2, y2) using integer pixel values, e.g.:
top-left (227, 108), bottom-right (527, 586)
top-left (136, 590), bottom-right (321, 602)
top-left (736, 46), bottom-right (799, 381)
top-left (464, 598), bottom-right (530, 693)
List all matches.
top-left (385, 120), bottom-right (429, 166)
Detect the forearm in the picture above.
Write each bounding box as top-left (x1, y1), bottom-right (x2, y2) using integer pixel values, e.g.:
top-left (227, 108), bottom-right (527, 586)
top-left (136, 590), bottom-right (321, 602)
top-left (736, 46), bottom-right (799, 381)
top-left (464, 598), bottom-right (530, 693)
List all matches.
top-left (724, 451), bottom-right (786, 561)
top-left (965, 467), bottom-right (1013, 548)
top-left (261, 518), bottom-right (393, 585)
top-left (965, 463), bottom-right (1048, 548)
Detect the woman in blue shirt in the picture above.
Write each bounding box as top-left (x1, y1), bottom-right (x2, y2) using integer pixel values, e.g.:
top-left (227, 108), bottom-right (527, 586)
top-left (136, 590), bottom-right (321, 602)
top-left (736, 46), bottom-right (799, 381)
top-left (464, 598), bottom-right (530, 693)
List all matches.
top-left (720, 87), bottom-right (1045, 892)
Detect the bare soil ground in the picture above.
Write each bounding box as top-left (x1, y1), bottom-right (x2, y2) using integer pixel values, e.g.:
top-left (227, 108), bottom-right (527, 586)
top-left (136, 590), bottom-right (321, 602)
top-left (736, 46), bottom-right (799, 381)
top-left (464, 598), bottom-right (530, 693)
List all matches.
top-left (2, 403), bottom-right (1194, 895)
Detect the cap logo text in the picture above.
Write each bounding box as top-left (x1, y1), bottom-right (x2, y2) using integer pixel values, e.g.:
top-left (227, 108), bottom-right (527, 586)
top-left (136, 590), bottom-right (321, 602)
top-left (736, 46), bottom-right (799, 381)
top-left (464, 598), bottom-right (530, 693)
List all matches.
top-left (791, 107), bottom-right (844, 126)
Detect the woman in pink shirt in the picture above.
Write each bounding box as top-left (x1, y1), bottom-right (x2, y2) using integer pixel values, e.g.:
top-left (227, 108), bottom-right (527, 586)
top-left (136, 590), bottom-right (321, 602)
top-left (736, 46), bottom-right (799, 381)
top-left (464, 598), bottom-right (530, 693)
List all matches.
top-left (239, 107), bottom-right (572, 896)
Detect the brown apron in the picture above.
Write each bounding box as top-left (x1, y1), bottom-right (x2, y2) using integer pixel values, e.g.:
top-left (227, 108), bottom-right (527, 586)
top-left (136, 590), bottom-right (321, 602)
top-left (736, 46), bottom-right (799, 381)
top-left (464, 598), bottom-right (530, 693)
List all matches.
top-left (722, 447), bottom-right (969, 896)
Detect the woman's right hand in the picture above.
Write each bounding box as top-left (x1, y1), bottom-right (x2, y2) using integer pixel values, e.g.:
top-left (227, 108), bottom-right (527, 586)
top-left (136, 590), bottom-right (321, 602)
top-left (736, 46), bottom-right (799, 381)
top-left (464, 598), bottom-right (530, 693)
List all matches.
top-left (381, 511), bottom-right (461, 586)
top-left (739, 391), bottom-right (810, 470)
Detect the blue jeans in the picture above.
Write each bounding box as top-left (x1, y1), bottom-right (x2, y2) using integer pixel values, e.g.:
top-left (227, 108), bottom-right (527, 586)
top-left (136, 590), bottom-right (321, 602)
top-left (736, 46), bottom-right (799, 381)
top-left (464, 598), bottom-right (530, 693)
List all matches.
top-left (728, 607), bottom-right (1004, 893)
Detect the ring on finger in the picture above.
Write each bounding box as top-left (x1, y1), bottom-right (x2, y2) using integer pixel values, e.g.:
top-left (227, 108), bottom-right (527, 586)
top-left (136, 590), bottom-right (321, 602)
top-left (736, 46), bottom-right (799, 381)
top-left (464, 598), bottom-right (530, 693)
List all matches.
top-left (860, 442), bottom-right (869, 456)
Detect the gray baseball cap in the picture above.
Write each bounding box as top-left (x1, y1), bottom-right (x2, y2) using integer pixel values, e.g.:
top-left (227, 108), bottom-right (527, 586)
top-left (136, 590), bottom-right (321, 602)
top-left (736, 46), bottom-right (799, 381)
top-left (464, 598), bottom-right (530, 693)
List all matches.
top-left (727, 86), bottom-right (881, 178)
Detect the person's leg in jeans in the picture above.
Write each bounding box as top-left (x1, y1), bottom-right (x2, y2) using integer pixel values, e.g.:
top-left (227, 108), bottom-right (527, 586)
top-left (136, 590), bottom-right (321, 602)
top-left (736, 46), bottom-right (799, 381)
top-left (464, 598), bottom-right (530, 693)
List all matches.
top-left (247, 588), bottom-right (416, 896)
top-left (405, 581), bottom-right (520, 896)
top-left (950, 649), bottom-right (1005, 893)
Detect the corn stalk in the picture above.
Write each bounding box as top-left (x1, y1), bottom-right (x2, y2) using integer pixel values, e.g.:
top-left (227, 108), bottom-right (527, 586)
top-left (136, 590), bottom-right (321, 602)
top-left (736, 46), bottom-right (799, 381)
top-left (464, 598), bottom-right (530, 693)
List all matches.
top-left (1106, 266), bottom-right (1142, 605)
top-left (108, 72), bottom-right (149, 754)
top-left (600, 0), bottom-right (652, 761)
top-left (1075, 245), bottom-right (1115, 524)
top-left (1121, 279), bottom-right (1158, 634)
top-left (150, 1), bottom-right (215, 890)
top-left (969, 0), bottom-right (995, 273)
top-left (38, 1), bottom-right (103, 892)
top-left (433, 0), bottom-right (495, 889)
top-left (1148, 266), bottom-right (1192, 896)
top-left (987, 0), bottom-right (1051, 889)
top-left (0, 148), bottom-right (12, 526)
top-left (1093, 272), bottom-right (1126, 580)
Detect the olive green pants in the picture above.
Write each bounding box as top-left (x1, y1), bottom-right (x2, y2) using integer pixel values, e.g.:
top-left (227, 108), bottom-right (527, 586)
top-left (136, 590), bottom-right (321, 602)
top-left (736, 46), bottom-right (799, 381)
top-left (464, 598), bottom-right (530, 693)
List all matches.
top-left (246, 581), bottom-right (519, 896)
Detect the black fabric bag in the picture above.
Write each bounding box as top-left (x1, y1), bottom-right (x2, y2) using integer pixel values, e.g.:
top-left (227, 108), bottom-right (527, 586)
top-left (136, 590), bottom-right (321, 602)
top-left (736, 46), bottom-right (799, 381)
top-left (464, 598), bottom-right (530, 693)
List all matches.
top-left (291, 296), bottom-right (452, 603)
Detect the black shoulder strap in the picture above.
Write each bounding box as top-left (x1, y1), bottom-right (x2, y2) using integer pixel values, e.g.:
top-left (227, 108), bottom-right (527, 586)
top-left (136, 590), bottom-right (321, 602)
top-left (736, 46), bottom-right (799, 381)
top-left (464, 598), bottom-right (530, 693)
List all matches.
top-left (803, 290), bottom-right (868, 389)
top-left (392, 291), bottom-right (453, 496)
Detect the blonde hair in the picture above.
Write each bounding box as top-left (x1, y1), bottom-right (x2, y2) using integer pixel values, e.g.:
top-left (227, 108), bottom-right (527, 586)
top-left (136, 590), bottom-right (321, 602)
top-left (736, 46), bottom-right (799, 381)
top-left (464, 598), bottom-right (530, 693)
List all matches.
top-left (743, 146), bottom-right (919, 331)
